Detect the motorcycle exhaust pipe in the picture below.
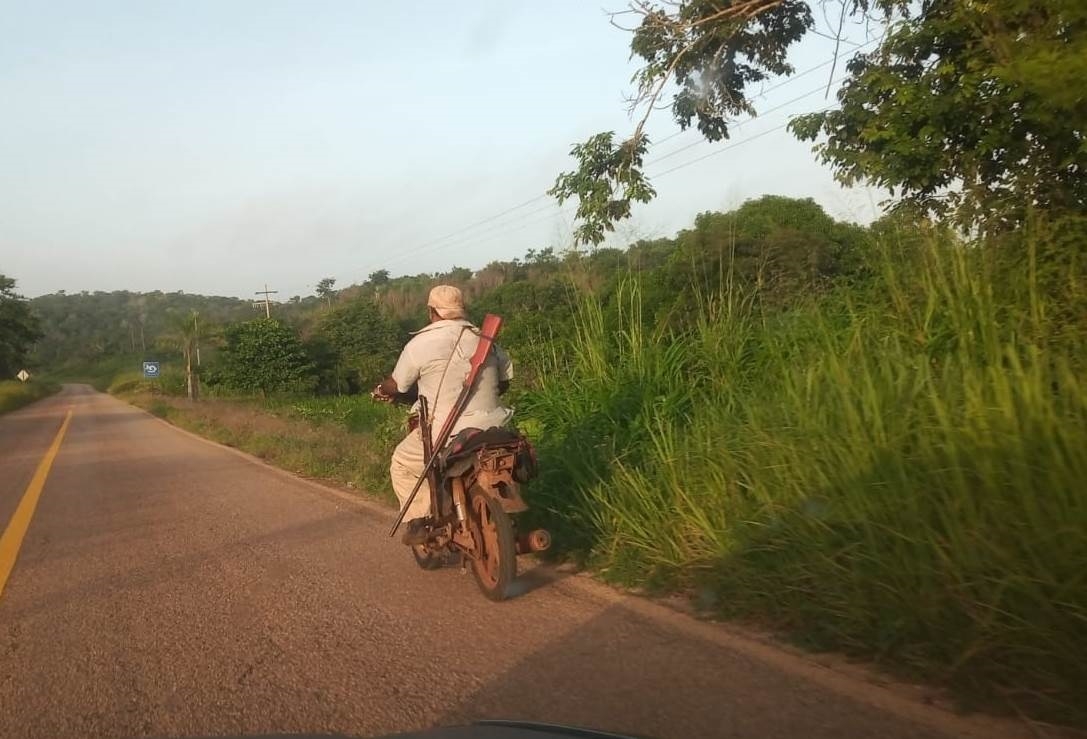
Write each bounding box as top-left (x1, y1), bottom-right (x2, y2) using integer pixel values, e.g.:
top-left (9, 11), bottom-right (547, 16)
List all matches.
top-left (516, 529), bottom-right (551, 554)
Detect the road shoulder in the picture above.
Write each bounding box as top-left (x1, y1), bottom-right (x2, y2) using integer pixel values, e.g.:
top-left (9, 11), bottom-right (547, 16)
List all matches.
top-left (103, 389), bottom-right (1061, 739)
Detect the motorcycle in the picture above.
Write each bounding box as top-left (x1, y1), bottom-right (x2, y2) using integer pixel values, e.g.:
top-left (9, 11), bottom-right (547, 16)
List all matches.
top-left (377, 391), bottom-right (550, 602)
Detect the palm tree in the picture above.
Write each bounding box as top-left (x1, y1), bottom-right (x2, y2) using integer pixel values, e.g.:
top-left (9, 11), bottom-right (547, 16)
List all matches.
top-left (315, 277), bottom-right (337, 310)
top-left (160, 310), bottom-right (202, 401)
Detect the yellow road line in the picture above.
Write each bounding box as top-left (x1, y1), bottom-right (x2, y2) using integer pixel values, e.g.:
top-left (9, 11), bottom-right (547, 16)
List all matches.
top-left (0, 408), bottom-right (73, 600)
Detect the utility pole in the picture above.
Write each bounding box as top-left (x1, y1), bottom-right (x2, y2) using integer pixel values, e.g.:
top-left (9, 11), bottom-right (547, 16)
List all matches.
top-left (255, 284), bottom-right (278, 318)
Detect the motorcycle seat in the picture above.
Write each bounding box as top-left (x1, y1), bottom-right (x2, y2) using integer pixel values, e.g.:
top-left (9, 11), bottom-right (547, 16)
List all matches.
top-left (439, 426), bottom-right (522, 465)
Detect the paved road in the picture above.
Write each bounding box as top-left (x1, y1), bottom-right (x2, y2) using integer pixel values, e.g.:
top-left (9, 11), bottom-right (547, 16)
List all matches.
top-left (0, 386), bottom-right (1037, 739)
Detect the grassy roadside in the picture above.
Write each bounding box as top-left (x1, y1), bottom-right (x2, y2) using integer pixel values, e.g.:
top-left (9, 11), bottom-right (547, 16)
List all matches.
top-left (520, 237), bottom-right (1087, 726)
top-left (110, 355), bottom-right (1086, 728)
top-left (119, 390), bottom-right (401, 507)
top-left (96, 230), bottom-right (1086, 727)
top-left (0, 380), bottom-right (60, 415)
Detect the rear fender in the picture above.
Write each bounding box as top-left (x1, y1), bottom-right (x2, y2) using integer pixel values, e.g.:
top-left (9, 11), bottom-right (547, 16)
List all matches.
top-left (472, 449), bottom-right (528, 514)
top-left (482, 478), bottom-right (528, 514)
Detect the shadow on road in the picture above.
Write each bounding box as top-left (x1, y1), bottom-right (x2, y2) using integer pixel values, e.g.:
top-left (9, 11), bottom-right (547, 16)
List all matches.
top-left (503, 563), bottom-right (569, 600)
top-left (1, 510), bottom-right (364, 622)
top-left (435, 601), bottom-right (950, 739)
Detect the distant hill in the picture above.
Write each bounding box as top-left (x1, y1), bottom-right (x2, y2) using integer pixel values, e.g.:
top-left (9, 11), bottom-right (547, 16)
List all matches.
top-left (31, 290), bottom-right (247, 366)
top-left (28, 196), bottom-right (873, 387)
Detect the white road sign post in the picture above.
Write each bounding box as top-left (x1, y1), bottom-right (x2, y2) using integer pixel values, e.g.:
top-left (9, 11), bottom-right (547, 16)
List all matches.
top-left (16, 369), bottom-right (30, 382)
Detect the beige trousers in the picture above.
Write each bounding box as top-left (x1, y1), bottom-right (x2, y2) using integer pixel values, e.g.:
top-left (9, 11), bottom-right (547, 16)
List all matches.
top-left (390, 429), bottom-right (431, 522)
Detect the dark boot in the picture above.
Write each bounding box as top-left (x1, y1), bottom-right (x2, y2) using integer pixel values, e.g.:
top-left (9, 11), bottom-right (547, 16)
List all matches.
top-left (400, 518), bottom-right (429, 545)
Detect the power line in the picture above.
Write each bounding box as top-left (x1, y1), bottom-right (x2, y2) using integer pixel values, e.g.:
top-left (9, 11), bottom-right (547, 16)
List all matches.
top-left (640, 37), bottom-right (874, 152)
top-left (389, 193), bottom-right (550, 260)
top-left (355, 40), bottom-right (877, 280)
top-left (646, 79), bottom-right (844, 166)
top-left (386, 110), bottom-right (833, 271)
top-left (646, 38), bottom-right (873, 154)
top-left (449, 205), bottom-right (579, 252)
top-left (380, 200), bottom-right (568, 272)
top-left (652, 107), bottom-right (836, 180)
top-left (419, 102), bottom-right (837, 263)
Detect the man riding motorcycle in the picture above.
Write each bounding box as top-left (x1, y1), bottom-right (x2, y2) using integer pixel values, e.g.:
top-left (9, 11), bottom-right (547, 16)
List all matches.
top-left (372, 285), bottom-right (514, 545)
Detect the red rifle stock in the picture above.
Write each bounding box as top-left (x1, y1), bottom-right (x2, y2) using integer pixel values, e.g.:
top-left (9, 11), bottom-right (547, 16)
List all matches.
top-left (389, 314), bottom-right (504, 538)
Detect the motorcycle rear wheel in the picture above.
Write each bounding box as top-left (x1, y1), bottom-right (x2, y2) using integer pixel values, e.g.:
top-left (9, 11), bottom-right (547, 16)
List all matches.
top-left (468, 488), bottom-right (516, 601)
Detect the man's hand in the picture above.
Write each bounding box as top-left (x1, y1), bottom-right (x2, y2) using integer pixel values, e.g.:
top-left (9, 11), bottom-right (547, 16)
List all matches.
top-left (371, 384), bottom-right (395, 403)
top-left (372, 376), bottom-right (409, 404)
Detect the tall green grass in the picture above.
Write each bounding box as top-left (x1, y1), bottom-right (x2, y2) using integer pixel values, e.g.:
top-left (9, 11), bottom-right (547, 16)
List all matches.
top-left (0, 380), bottom-right (60, 415)
top-left (522, 232), bottom-right (1087, 722)
top-left (278, 394), bottom-right (403, 438)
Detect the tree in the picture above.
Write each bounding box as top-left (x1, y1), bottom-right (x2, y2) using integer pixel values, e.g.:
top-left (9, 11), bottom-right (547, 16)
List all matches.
top-left (367, 269), bottom-right (390, 286)
top-left (790, 0), bottom-right (1087, 232)
top-left (157, 310), bottom-right (203, 401)
top-left (612, 196), bottom-right (869, 324)
top-left (525, 248), bottom-right (561, 266)
top-left (552, 1), bottom-right (1084, 239)
top-left (550, 0), bottom-right (831, 244)
top-left (210, 319), bottom-right (316, 396)
top-left (549, 132), bottom-right (656, 246)
top-left (315, 277), bottom-right (337, 309)
top-left (0, 275), bottom-right (42, 378)
top-left (28, 289), bottom-right (254, 367)
top-left (314, 298), bottom-right (403, 393)
top-left (440, 266), bottom-right (473, 284)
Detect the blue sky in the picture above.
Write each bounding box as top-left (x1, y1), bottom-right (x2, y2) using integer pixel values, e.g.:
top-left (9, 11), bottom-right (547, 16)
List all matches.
top-left (1, 1), bottom-right (883, 299)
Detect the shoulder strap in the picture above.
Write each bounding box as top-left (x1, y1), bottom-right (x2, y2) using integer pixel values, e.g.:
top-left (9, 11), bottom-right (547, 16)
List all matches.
top-left (429, 326), bottom-right (469, 446)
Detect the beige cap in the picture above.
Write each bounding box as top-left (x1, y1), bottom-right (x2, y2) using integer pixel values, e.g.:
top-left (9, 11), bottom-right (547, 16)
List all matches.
top-left (427, 284), bottom-right (466, 319)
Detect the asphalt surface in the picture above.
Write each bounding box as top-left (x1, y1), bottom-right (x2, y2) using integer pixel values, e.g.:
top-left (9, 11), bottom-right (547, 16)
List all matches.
top-left (0, 385), bottom-right (1041, 739)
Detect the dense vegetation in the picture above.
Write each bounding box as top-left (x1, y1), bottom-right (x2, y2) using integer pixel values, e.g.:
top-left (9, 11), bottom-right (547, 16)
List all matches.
top-left (0, 275), bottom-right (41, 380)
top-left (27, 288), bottom-right (319, 370)
top-left (23, 195), bottom-right (1087, 721)
top-left (0, 380), bottom-right (59, 415)
top-left (28, 195), bottom-right (873, 398)
top-left (6, 0), bottom-right (1084, 726)
top-left (523, 220), bottom-right (1087, 722)
top-left (554, 0), bottom-right (1086, 243)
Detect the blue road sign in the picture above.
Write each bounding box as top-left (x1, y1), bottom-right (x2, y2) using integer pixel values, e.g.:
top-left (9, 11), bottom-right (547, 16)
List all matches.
top-left (142, 361), bottom-right (160, 378)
